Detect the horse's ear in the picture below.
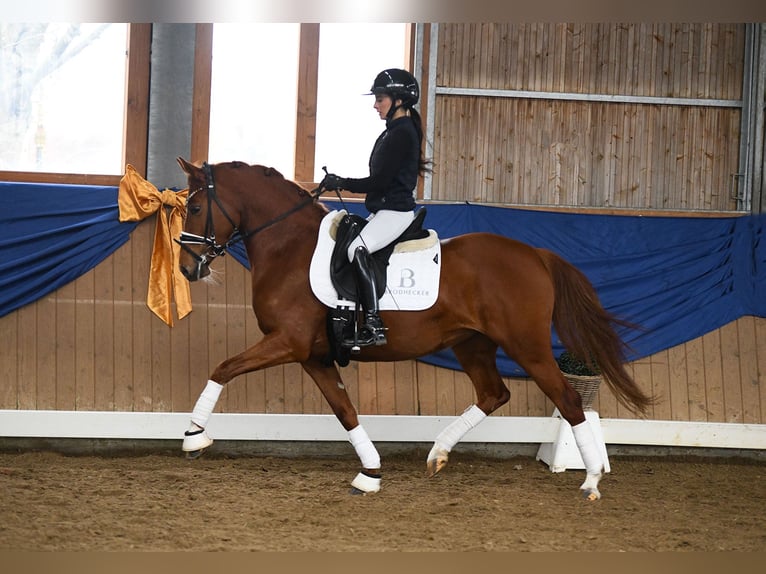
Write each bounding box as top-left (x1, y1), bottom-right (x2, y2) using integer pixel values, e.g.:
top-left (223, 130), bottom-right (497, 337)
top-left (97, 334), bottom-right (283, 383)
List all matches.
top-left (177, 157), bottom-right (199, 176)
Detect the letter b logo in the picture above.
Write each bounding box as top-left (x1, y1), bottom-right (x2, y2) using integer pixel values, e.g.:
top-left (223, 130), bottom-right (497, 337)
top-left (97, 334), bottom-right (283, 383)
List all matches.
top-left (399, 268), bottom-right (415, 288)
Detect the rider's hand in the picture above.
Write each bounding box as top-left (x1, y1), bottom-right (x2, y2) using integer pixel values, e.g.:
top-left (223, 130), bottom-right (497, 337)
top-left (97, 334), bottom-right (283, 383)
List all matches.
top-left (323, 173), bottom-right (346, 191)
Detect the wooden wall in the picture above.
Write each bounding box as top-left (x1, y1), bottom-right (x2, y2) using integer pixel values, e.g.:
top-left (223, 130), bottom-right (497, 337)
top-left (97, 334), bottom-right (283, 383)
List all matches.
top-left (430, 23), bottom-right (746, 210)
top-left (1, 216), bottom-right (763, 424)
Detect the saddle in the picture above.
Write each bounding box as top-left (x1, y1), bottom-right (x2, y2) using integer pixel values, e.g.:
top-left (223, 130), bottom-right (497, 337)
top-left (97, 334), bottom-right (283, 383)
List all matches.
top-left (329, 208), bottom-right (429, 302)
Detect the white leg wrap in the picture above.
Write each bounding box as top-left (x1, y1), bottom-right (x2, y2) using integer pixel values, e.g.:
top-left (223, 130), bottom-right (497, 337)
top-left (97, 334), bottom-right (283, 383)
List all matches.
top-left (190, 380), bottom-right (224, 429)
top-left (348, 425), bottom-right (381, 470)
top-left (183, 380), bottom-right (223, 453)
top-left (572, 420), bottom-right (604, 476)
top-left (434, 404), bottom-right (487, 452)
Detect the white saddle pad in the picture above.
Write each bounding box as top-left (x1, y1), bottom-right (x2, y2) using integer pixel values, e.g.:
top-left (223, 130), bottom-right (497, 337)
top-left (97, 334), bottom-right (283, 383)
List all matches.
top-left (309, 210), bottom-right (441, 311)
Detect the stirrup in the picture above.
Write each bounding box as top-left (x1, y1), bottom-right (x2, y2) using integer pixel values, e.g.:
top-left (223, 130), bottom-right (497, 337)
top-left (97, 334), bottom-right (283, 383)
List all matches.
top-left (365, 325), bottom-right (387, 346)
top-left (340, 315), bottom-right (387, 349)
top-left (363, 314), bottom-right (387, 346)
top-left (341, 328), bottom-right (386, 349)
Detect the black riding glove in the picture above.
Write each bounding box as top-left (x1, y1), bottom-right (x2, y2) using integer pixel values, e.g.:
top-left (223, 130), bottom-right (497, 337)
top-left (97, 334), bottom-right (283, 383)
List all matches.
top-left (323, 173), bottom-right (346, 191)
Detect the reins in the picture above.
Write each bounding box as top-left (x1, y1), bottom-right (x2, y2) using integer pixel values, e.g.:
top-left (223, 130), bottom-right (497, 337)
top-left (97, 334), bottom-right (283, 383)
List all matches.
top-left (176, 162), bottom-right (335, 266)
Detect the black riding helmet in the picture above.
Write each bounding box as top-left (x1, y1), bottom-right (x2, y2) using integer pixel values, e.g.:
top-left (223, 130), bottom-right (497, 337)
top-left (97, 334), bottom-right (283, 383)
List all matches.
top-left (369, 68), bottom-right (419, 119)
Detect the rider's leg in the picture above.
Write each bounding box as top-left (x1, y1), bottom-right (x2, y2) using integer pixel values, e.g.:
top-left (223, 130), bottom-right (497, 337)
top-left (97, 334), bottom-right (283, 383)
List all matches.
top-left (346, 209), bottom-right (416, 261)
top-left (346, 210), bottom-right (414, 345)
top-left (351, 245), bottom-right (387, 345)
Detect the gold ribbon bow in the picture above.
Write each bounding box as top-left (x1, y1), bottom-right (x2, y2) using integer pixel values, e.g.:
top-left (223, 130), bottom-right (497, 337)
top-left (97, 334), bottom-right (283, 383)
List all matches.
top-left (118, 164), bottom-right (191, 326)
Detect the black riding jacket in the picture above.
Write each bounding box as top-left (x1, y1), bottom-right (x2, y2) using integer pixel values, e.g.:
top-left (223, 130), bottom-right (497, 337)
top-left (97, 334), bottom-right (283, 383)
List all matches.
top-left (341, 116), bottom-right (419, 213)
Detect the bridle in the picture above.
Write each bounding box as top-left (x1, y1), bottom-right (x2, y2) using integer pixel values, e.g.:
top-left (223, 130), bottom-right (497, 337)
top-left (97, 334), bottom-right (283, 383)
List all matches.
top-left (175, 162), bottom-right (329, 274)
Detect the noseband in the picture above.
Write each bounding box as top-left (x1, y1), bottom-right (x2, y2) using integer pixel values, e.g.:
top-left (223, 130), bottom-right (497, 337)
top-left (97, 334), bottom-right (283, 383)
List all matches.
top-left (176, 162), bottom-right (328, 274)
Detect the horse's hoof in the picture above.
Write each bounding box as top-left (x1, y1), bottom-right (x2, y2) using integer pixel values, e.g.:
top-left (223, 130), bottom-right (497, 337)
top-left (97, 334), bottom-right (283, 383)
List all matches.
top-left (426, 457), bottom-right (448, 478)
top-left (581, 488), bottom-right (601, 501)
top-left (350, 471), bottom-right (381, 494)
top-left (426, 444), bottom-right (449, 477)
top-left (185, 448), bottom-right (206, 460)
top-left (182, 427), bottom-right (213, 454)
top-left (579, 472), bottom-right (602, 501)
top-left (349, 487), bottom-right (368, 496)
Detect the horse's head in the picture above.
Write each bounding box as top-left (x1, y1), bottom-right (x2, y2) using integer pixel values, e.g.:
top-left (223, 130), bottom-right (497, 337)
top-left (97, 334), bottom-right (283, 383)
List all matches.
top-left (176, 157), bottom-right (243, 281)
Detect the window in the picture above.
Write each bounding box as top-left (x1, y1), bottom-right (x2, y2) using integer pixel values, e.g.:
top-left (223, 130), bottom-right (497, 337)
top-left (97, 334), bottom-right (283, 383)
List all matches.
top-left (0, 23), bottom-right (129, 176)
top-left (206, 23), bottom-right (408, 183)
top-left (207, 23), bottom-right (300, 179)
top-left (314, 24), bottom-right (408, 181)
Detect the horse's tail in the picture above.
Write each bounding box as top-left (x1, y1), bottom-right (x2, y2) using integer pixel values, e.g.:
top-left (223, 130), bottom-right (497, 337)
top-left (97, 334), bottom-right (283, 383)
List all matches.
top-left (538, 248), bottom-right (655, 416)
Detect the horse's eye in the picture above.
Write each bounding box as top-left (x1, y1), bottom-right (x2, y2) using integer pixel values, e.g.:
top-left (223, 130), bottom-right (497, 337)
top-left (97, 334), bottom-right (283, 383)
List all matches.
top-left (189, 204), bottom-right (202, 215)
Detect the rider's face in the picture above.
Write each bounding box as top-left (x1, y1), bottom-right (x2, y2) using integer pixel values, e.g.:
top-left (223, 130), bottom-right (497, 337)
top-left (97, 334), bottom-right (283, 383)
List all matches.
top-left (373, 94), bottom-right (391, 119)
top-left (374, 94), bottom-right (401, 120)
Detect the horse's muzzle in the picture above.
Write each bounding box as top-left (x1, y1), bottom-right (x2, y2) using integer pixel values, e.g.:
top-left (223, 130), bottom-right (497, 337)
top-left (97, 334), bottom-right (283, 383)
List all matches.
top-left (180, 261), bottom-right (210, 282)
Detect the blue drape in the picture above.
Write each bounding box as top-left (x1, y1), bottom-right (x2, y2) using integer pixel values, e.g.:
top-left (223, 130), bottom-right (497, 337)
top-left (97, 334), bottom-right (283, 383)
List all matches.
top-left (0, 182), bottom-right (137, 317)
top-left (2, 182), bottom-right (763, 378)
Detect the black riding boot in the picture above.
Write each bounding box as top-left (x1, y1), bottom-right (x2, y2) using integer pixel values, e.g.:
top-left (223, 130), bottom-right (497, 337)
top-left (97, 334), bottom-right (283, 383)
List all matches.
top-left (352, 245), bottom-right (387, 346)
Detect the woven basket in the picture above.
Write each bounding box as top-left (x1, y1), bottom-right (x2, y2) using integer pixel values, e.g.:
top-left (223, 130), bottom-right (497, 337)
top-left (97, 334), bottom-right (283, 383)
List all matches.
top-left (562, 373), bottom-right (602, 411)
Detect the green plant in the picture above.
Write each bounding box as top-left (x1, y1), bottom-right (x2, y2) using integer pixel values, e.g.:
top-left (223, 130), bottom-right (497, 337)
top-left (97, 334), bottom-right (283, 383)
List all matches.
top-left (556, 351), bottom-right (601, 376)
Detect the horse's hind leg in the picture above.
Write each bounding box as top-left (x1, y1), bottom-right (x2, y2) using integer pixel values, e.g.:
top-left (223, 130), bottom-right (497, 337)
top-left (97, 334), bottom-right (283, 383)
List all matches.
top-left (511, 347), bottom-right (606, 500)
top-left (301, 358), bottom-right (382, 495)
top-left (426, 334), bottom-right (511, 477)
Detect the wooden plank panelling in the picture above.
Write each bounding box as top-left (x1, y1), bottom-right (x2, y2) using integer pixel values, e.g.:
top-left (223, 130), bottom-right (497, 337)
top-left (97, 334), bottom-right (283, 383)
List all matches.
top-left (17, 304), bottom-right (36, 410)
top-left (438, 23), bottom-right (744, 99)
top-left (432, 23), bottom-right (745, 211)
top-left (685, 338), bottom-right (708, 422)
top-left (55, 281), bottom-right (76, 410)
top-left (720, 320), bottom-right (744, 423)
top-left (74, 271), bottom-right (95, 410)
top-left (757, 318), bottom-right (766, 424)
top-left (703, 329), bottom-right (726, 420)
top-left (738, 317), bottom-right (761, 424)
top-left (1, 231), bottom-right (764, 425)
top-left (93, 255), bottom-right (115, 411)
top-left (432, 97), bottom-right (741, 210)
top-left (112, 236), bottom-right (134, 412)
top-left (131, 216), bottom-right (153, 411)
top-left (0, 312), bottom-right (17, 409)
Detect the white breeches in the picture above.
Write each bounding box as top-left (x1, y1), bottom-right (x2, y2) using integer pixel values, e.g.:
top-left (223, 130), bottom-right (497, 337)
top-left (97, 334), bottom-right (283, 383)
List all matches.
top-left (347, 209), bottom-right (416, 261)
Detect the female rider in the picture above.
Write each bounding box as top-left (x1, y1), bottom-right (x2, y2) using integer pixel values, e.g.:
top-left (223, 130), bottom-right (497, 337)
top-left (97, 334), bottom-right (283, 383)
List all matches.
top-left (323, 68), bottom-right (431, 346)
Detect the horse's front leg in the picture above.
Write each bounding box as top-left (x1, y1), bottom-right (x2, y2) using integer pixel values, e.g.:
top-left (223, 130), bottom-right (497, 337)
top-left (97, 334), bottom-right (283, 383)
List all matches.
top-left (182, 332), bottom-right (305, 458)
top-left (301, 359), bottom-right (382, 495)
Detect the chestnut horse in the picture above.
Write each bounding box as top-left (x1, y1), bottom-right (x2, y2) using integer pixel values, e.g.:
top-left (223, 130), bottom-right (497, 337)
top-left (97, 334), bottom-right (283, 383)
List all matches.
top-left (176, 158), bottom-right (653, 500)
